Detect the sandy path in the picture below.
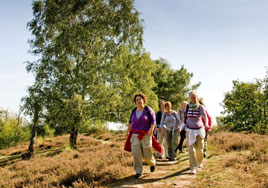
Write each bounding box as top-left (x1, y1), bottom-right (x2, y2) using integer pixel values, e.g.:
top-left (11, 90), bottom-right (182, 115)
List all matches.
top-left (106, 153), bottom-right (203, 188)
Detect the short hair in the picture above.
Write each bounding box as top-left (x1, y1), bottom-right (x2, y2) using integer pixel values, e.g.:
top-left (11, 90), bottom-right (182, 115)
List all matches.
top-left (181, 101), bottom-right (188, 106)
top-left (159, 101), bottom-right (165, 108)
top-left (165, 101), bottom-right (171, 107)
top-left (133, 93), bottom-right (146, 104)
top-left (189, 90), bottom-right (198, 97)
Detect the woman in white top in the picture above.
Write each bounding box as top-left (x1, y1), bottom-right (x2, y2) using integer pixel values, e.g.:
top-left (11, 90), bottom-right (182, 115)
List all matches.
top-left (179, 90), bottom-right (208, 174)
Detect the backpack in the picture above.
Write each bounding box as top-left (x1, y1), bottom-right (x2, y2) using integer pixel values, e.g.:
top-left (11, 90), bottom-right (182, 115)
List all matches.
top-left (129, 106), bottom-right (152, 126)
top-left (184, 105), bottom-right (189, 123)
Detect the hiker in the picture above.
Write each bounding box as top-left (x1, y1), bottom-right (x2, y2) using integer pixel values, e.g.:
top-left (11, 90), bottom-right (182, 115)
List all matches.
top-left (199, 98), bottom-right (212, 158)
top-left (160, 101), bottom-right (181, 161)
top-left (178, 90), bottom-right (209, 174)
top-left (175, 101), bottom-right (188, 153)
top-left (125, 93), bottom-right (161, 179)
top-left (155, 101), bottom-right (168, 159)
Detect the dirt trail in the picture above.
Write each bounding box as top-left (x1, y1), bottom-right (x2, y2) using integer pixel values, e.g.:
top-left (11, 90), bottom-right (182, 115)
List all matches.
top-left (107, 152), bottom-right (203, 188)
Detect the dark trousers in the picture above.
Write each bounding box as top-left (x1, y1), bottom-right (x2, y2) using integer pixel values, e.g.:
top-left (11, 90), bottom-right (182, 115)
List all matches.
top-left (176, 130), bottom-right (186, 152)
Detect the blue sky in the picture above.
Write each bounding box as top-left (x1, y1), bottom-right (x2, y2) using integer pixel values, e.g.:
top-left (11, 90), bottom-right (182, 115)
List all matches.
top-left (1, 1), bottom-right (267, 121)
top-left (134, 0), bottom-right (268, 119)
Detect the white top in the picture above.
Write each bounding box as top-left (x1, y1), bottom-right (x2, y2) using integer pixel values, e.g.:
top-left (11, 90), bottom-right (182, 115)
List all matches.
top-left (179, 123), bottom-right (205, 146)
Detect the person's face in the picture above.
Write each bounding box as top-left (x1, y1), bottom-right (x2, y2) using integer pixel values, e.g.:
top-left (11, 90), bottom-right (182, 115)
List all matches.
top-left (160, 103), bottom-right (165, 111)
top-left (135, 96), bottom-right (144, 107)
top-left (190, 94), bottom-right (198, 104)
top-left (165, 104), bottom-right (171, 112)
top-left (182, 103), bottom-right (187, 110)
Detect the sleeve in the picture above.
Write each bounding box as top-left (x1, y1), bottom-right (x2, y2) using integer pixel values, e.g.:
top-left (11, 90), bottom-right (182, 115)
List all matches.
top-left (200, 105), bottom-right (206, 116)
top-left (156, 111), bottom-right (161, 126)
top-left (179, 123), bottom-right (185, 130)
top-left (149, 107), bottom-right (156, 126)
top-left (174, 111), bottom-right (181, 126)
top-left (160, 112), bottom-right (165, 128)
top-left (129, 110), bottom-right (133, 124)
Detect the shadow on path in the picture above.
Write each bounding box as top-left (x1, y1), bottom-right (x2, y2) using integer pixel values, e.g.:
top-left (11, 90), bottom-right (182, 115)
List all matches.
top-left (107, 167), bottom-right (191, 187)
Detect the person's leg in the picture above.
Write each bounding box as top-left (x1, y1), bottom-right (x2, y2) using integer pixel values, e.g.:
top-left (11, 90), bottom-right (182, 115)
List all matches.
top-left (180, 130), bottom-right (186, 151)
top-left (196, 135), bottom-right (204, 167)
top-left (131, 134), bottom-right (143, 175)
top-left (164, 135), bottom-right (169, 158)
top-left (186, 132), bottom-right (198, 171)
top-left (171, 130), bottom-right (179, 159)
top-left (177, 130), bottom-right (186, 152)
top-left (157, 130), bottom-right (163, 158)
top-left (165, 130), bottom-right (173, 160)
top-left (203, 130), bottom-right (208, 157)
top-left (142, 134), bottom-right (156, 168)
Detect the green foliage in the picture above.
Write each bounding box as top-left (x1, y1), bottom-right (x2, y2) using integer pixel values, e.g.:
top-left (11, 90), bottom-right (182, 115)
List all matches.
top-left (80, 120), bottom-right (109, 135)
top-left (222, 70), bottom-right (268, 134)
top-left (152, 58), bottom-right (200, 109)
top-left (25, 0), bottom-right (151, 147)
top-left (41, 124), bottom-right (55, 137)
top-left (0, 118), bottom-right (31, 149)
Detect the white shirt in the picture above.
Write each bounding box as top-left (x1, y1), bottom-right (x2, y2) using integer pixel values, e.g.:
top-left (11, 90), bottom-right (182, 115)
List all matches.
top-left (179, 123), bottom-right (205, 146)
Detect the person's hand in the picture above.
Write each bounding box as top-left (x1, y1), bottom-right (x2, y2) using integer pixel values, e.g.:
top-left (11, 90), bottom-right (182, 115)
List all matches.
top-left (148, 129), bottom-right (153, 136)
top-left (178, 129), bottom-right (181, 134)
top-left (205, 124), bottom-right (209, 129)
top-left (161, 128), bottom-right (165, 136)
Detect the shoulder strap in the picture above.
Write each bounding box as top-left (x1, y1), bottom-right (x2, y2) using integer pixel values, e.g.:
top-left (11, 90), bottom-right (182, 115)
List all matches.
top-left (184, 104), bottom-right (189, 123)
top-left (129, 107), bottom-right (137, 124)
top-left (173, 111), bottom-right (178, 122)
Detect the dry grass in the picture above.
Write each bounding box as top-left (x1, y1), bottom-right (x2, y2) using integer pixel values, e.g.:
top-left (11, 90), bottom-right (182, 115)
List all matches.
top-left (1, 131), bottom-right (268, 187)
top-left (0, 133), bottom-right (133, 187)
top-left (194, 132), bottom-right (268, 188)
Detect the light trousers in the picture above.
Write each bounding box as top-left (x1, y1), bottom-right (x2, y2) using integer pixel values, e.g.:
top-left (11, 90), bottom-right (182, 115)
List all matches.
top-left (186, 133), bottom-right (204, 170)
top-left (165, 130), bottom-right (178, 160)
top-left (157, 129), bottom-right (168, 158)
top-left (131, 134), bottom-right (156, 174)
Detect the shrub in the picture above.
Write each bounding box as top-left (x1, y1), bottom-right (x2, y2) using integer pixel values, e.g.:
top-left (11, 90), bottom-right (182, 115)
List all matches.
top-left (0, 118), bottom-right (31, 149)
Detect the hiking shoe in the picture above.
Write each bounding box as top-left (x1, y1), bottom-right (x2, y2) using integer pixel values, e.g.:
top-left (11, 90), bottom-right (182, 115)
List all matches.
top-left (168, 158), bottom-right (175, 161)
top-left (190, 169), bottom-right (196, 175)
top-left (150, 165), bottom-right (155, 172)
top-left (134, 173), bottom-right (141, 179)
top-left (198, 163), bottom-right (203, 168)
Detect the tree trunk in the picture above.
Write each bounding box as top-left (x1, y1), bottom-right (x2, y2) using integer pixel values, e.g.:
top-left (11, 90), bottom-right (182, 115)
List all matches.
top-left (25, 110), bottom-right (39, 159)
top-left (69, 127), bottom-right (78, 149)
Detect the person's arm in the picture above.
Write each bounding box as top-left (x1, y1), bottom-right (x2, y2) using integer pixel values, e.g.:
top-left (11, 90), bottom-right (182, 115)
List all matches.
top-left (155, 111), bottom-right (160, 131)
top-left (201, 106), bottom-right (209, 129)
top-left (148, 124), bottom-right (155, 136)
top-left (160, 113), bottom-right (165, 136)
top-left (174, 111), bottom-right (181, 126)
top-left (126, 123), bottom-right (131, 137)
top-left (148, 108), bottom-right (156, 136)
top-left (178, 115), bottom-right (185, 133)
top-left (203, 114), bottom-right (209, 129)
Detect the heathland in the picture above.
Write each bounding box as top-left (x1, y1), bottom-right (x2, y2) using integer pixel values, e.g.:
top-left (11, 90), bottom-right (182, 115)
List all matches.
top-left (1, 131), bottom-right (268, 188)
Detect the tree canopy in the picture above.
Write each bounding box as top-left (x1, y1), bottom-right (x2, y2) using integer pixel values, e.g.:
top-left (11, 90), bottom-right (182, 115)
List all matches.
top-left (221, 70), bottom-right (268, 134)
top-left (22, 0), bottom-right (199, 150)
